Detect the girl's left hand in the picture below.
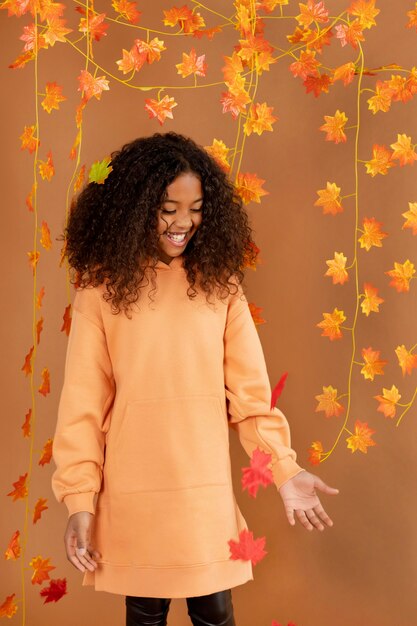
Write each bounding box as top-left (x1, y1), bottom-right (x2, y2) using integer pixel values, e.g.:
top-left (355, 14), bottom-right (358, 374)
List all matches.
top-left (278, 470), bottom-right (339, 531)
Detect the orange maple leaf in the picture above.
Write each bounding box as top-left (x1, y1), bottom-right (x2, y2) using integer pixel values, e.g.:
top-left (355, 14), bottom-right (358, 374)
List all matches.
top-left (192, 25), bottom-right (223, 40)
top-left (20, 124), bottom-right (40, 153)
top-left (385, 259), bottom-right (415, 292)
top-left (112, 0), bottom-right (142, 24)
top-left (162, 5), bottom-right (205, 33)
top-left (41, 81), bottom-right (67, 113)
top-left (316, 308), bottom-right (347, 340)
top-left (308, 440), bottom-right (324, 465)
top-left (347, 0), bottom-right (380, 30)
top-left (303, 72), bottom-right (333, 97)
top-left (78, 11), bottom-right (109, 42)
top-left (220, 85), bottom-right (252, 118)
top-left (4, 530), bottom-right (21, 560)
top-left (77, 69), bottom-right (110, 101)
top-left (314, 181), bottom-right (343, 215)
top-left (367, 80), bottom-right (395, 114)
top-left (204, 138), bottom-right (231, 172)
top-left (374, 385), bottom-right (401, 419)
top-left (36, 317), bottom-right (43, 345)
top-left (401, 201), bottom-right (417, 235)
top-left (9, 49), bottom-right (35, 70)
top-left (43, 15), bottom-right (73, 46)
top-left (7, 473), bottom-right (28, 501)
top-left (38, 151), bottom-right (54, 181)
top-left (332, 61), bottom-right (356, 86)
top-left (38, 367), bottom-right (50, 396)
top-left (22, 408), bottom-right (32, 437)
top-left (39, 578), bottom-right (68, 603)
top-left (69, 130), bottom-right (81, 161)
top-left (324, 252), bottom-right (349, 285)
top-left (74, 164), bottom-right (86, 192)
top-left (389, 133), bottom-right (417, 166)
top-left (36, 285), bottom-right (45, 308)
top-left (61, 303), bottom-right (72, 336)
top-left (26, 182), bottom-right (36, 211)
top-left (21, 346), bottom-right (34, 376)
top-left (241, 447), bottom-right (274, 497)
top-left (335, 18), bottom-right (365, 48)
top-left (235, 172), bottom-right (269, 204)
top-left (319, 109), bottom-right (348, 143)
top-left (289, 49), bottom-right (320, 80)
top-left (243, 102), bottom-right (278, 136)
top-left (19, 22), bottom-right (48, 52)
top-left (314, 386), bottom-right (345, 418)
top-left (39, 220), bottom-right (52, 249)
top-left (39, 438), bottom-right (53, 466)
top-left (222, 51), bottom-right (244, 85)
top-left (296, 0), bottom-right (329, 28)
top-left (360, 346), bottom-right (388, 381)
top-left (360, 283), bottom-right (384, 316)
top-left (364, 144), bottom-right (396, 176)
top-left (176, 47), bottom-right (207, 78)
top-left (0, 594), bottom-right (18, 618)
top-left (144, 95), bottom-right (178, 125)
top-left (346, 419), bottom-right (377, 453)
top-left (33, 498), bottom-right (49, 524)
top-left (394, 345), bottom-right (417, 376)
top-left (248, 302), bottom-right (266, 325)
top-left (228, 528), bottom-right (267, 565)
top-left (358, 217), bottom-right (388, 250)
top-left (30, 556), bottom-right (56, 585)
top-left (28, 250), bottom-right (40, 275)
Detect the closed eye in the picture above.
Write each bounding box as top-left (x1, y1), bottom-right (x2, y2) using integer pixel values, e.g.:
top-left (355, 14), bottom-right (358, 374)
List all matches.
top-left (161, 208), bottom-right (203, 214)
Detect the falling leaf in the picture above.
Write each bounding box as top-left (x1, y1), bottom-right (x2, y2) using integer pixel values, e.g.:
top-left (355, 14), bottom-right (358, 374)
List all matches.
top-left (314, 386), bottom-right (344, 418)
top-left (241, 448), bottom-right (274, 497)
top-left (30, 556), bottom-right (56, 585)
top-left (228, 528), bottom-right (267, 565)
top-left (374, 385), bottom-right (401, 418)
top-left (33, 498), bottom-right (49, 524)
top-left (270, 372), bottom-right (288, 410)
top-left (316, 308), bottom-right (347, 340)
top-left (346, 420), bottom-right (377, 453)
top-left (89, 156), bottom-right (113, 184)
top-left (7, 473), bottom-right (28, 501)
top-left (0, 594), bottom-right (18, 618)
top-left (385, 259), bottom-right (415, 292)
top-left (394, 345), bottom-right (417, 376)
top-left (360, 283), bottom-right (384, 316)
top-left (39, 578), bottom-right (68, 603)
top-left (360, 346), bottom-right (388, 381)
top-left (314, 182), bottom-right (343, 215)
top-left (4, 530), bottom-right (21, 560)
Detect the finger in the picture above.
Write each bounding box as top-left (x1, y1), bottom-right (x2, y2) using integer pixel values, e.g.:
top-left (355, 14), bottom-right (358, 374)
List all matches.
top-left (284, 505), bottom-right (296, 526)
top-left (304, 508), bottom-right (325, 531)
top-left (75, 546), bottom-right (98, 571)
top-left (313, 503), bottom-right (334, 527)
top-left (295, 509), bottom-right (314, 531)
top-left (314, 478), bottom-right (340, 494)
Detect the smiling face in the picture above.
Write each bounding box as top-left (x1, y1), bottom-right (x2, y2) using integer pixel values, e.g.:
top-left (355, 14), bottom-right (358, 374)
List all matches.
top-left (156, 172), bottom-right (204, 265)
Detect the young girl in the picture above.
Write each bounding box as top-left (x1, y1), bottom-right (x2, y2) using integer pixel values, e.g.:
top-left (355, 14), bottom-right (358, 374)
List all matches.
top-left (51, 131), bottom-right (339, 626)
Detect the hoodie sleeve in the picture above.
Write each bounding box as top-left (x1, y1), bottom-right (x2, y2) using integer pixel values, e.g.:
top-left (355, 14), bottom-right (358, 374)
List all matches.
top-left (51, 286), bottom-right (116, 518)
top-left (223, 281), bottom-right (305, 491)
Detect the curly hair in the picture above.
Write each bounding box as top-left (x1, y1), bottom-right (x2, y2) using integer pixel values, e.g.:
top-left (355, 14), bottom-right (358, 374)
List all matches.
top-left (60, 131), bottom-right (259, 318)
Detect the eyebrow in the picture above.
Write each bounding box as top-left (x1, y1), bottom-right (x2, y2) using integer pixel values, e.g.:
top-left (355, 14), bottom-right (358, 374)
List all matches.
top-left (163, 197), bottom-right (204, 204)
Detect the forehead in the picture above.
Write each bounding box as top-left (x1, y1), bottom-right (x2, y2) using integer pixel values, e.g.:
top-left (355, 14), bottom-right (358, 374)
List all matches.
top-left (164, 173), bottom-right (203, 200)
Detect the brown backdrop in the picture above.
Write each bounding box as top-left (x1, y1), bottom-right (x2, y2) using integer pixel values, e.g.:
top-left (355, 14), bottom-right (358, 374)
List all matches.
top-left (1, 1), bottom-right (416, 624)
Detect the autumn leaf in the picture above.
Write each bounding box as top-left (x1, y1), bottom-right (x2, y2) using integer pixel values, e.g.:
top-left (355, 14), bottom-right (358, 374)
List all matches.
top-left (43, 16), bottom-right (73, 46)
top-left (39, 438), bottom-right (53, 466)
top-left (347, 0), bottom-right (380, 30)
top-left (360, 346), bottom-right (388, 381)
top-left (89, 156), bottom-right (113, 184)
top-left (19, 22), bottom-right (48, 52)
top-left (39, 151), bottom-right (55, 181)
top-left (78, 69), bottom-right (110, 101)
top-left (7, 473), bottom-right (28, 501)
top-left (30, 556), bottom-right (56, 585)
top-left (39, 578), bottom-right (68, 603)
top-left (112, 0), bottom-right (142, 24)
top-left (78, 11), bottom-right (109, 42)
top-left (28, 250), bottom-right (40, 275)
top-left (303, 72), bottom-right (333, 97)
top-left (136, 37), bottom-right (166, 64)
top-left (242, 241), bottom-right (261, 270)
top-left (241, 447), bottom-right (274, 497)
top-left (394, 345), bottom-right (417, 376)
top-left (374, 385), bottom-right (401, 418)
top-left (221, 51), bottom-right (244, 86)
top-left (364, 144), bottom-right (396, 176)
top-left (385, 259), bottom-right (415, 292)
top-left (406, 3), bottom-right (417, 31)
top-left (74, 164), bottom-right (86, 192)
top-left (270, 371), bottom-right (288, 410)
top-left (401, 201), bottom-right (417, 235)
top-left (61, 303), bottom-right (72, 336)
top-left (389, 133), bottom-right (417, 166)
top-left (38, 367), bottom-right (50, 396)
top-left (36, 286), bottom-right (45, 308)
top-left (4, 530), bottom-right (21, 560)
top-left (192, 25), bottom-right (223, 40)
top-left (314, 182), bottom-right (343, 215)
top-left (176, 47), bottom-right (207, 78)
top-left (116, 45), bottom-right (147, 73)
top-left (228, 528), bottom-right (267, 565)
top-left (36, 317), bottom-right (43, 345)
top-left (235, 172), bottom-right (269, 204)
top-left (9, 49), bottom-right (35, 70)
top-left (26, 182), bottom-right (36, 212)
top-left (335, 18), bottom-right (365, 48)
top-left (20, 124), bottom-right (40, 153)
top-left (248, 302), bottom-right (265, 325)
top-left (308, 440), bottom-right (323, 465)
top-left (314, 386), bottom-right (344, 418)
top-left (319, 109), bottom-right (348, 143)
top-left (22, 408), bottom-right (32, 438)
top-left (144, 95), bottom-right (178, 125)
top-left (360, 283), bottom-right (384, 316)
top-left (162, 5), bottom-right (205, 33)
top-left (358, 217), bottom-right (388, 250)
top-left (289, 49), bottom-right (320, 80)
top-left (0, 594), bottom-right (18, 618)
top-left (41, 81), bottom-right (67, 113)
top-left (316, 308), bottom-right (347, 340)
top-left (324, 252), bottom-right (349, 285)
top-left (21, 346), bottom-right (34, 376)
top-left (243, 102), bottom-right (278, 136)
top-left (332, 61), bottom-right (356, 86)
top-left (296, 1), bottom-right (329, 28)
top-left (33, 498), bottom-right (49, 524)
top-left (204, 138), bottom-right (231, 172)
top-left (346, 419), bottom-right (377, 453)
top-left (69, 129), bottom-right (81, 160)
top-left (367, 80), bottom-right (395, 114)
top-left (220, 84), bottom-right (252, 119)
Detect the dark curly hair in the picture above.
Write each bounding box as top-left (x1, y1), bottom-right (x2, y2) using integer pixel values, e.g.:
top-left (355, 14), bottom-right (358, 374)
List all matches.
top-left (60, 131), bottom-right (259, 318)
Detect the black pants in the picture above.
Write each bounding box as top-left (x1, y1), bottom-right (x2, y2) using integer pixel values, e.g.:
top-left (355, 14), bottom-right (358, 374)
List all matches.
top-left (125, 589), bottom-right (236, 625)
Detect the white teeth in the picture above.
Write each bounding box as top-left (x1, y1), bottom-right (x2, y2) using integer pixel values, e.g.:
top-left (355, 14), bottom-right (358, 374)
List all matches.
top-left (167, 232), bottom-right (187, 241)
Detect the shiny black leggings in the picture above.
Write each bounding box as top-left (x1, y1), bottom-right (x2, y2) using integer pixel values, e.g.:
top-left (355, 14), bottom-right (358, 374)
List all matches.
top-left (125, 589), bottom-right (236, 625)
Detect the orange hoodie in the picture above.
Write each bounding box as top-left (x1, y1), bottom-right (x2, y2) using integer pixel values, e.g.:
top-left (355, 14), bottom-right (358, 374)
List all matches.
top-left (51, 254), bottom-right (305, 598)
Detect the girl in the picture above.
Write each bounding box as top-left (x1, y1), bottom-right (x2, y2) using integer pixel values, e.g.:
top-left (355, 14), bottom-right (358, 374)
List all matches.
top-left (51, 131), bottom-right (339, 626)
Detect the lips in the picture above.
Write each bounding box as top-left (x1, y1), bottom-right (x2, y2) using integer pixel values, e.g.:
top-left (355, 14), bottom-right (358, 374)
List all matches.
top-left (165, 232), bottom-right (188, 246)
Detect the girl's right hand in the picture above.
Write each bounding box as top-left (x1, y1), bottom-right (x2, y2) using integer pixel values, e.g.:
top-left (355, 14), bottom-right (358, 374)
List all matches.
top-left (64, 511), bottom-right (101, 573)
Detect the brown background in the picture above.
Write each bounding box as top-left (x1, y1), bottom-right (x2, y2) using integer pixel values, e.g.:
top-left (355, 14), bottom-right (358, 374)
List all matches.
top-left (1, 1), bottom-right (416, 624)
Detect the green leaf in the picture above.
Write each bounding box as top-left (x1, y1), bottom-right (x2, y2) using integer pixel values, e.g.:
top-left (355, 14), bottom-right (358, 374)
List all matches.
top-left (88, 156), bottom-right (113, 184)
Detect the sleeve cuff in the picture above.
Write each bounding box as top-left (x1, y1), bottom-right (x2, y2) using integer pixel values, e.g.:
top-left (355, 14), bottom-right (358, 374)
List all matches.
top-left (271, 458), bottom-right (306, 491)
top-left (63, 492), bottom-right (96, 518)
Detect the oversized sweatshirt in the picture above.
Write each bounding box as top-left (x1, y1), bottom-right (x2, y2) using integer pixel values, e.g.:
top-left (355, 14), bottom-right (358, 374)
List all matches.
top-left (51, 253), bottom-right (305, 598)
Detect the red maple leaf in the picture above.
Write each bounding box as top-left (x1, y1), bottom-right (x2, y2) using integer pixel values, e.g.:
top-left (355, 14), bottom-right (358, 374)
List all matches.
top-left (241, 447), bottom-right (274, 497)
top-left (270, 371), bottom-right (288, 409)
top-left (228, 529), bottom-right (267, 565)
top-left (39, 578), bottom-right (67, 603)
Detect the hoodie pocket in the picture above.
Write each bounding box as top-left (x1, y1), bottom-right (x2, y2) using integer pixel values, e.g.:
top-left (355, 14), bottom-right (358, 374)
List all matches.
top-left (112, 394), bottom-right (231, 493)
